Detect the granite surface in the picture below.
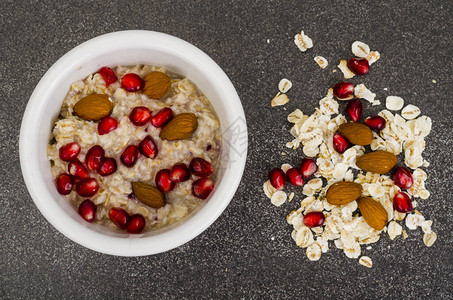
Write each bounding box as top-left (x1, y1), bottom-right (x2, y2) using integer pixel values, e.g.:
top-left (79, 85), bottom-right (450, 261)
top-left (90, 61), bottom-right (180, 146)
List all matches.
top-left (1, 0), bottom-right (452, 299)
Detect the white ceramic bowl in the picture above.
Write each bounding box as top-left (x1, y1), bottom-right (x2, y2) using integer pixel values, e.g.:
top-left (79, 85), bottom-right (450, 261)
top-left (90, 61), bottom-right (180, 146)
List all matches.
top-left (20, 30), bottom-right (247, 256)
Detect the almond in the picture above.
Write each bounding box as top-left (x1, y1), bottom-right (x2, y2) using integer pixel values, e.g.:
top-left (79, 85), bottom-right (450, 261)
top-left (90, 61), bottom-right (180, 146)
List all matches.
top-left (73, 94), bottom-right (113, 121)
top-left (326, 181), bottom-right (362, 205)
top-left (356, 150), bottom-right (398, 174)
top-left (159, 113), bottom-right (198, 141)
top-left (357, 196), bottom-right (388, 230)
top-left (143, 71), bottom-right (171, 100)
top-left (338, 122), bottom-right (373, 145)
top-left (131, 182), bottom-right (166, 208)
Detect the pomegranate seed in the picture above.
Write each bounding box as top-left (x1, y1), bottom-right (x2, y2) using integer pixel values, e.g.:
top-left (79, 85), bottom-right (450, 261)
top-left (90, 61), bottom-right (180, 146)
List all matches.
top-left (121, 73), bottom-right (144, 92)
top-left (303, 211), bottom-right (325, 228)
top-left (345, 99), bottom-right (363, 122)
top-left (85, 145), bottom-right (105, 171)
top-left (59, 142), bottom-right (81, 162)
top-left (392, 166), bottom-right (413, 189)
top-left (170, 163), bottom-right (191, 183)
top-left (300, 158), bottom-right (318, 179)
top-left (268, 168), bottom-right (286, 190)
top-left (68, 159), bottom-right (89, 179)
top-left (348, 58), bottom-right (369, 75)
top-left (333, 82), bottom-right (354, 100)
top-left (120, 145), bottom-right (139, 167)
top-left (190, 157), bottom-right (214, 177)
top-left (76, 178), bottom-right (99, 197)
top-left (364, 115), bottom-right (386, 130)
top-left (155, 169), bottom-right (175, 192)
top-left (109, 207), bottom-right (130, 230)
top-left (78, 199), bottom-right (97, 223)
top-left (98, 157), bottom-right (117, 176)
top-left (333, 132), bottom-right (350, 154)
top-left (393, 192), bottom-right (413, 213)
top-left (127, 214), bottom-right (146, 234)
top-left (150, 107), bottom-right (173, 128)
top-left (55, 173), bottom-right (73, 195)
top-left (98, 67), bottom-right (118, 87)
top-left (98, 116), bottom-right (118, 135)
top-left (129, 106), bottom-right (151, 126)
top-left (138, 136), bottom-right (158, 159)
top-left (286, 168), bottom-right (304, 187)
top-left (192, 177), bottom-right (214, 199)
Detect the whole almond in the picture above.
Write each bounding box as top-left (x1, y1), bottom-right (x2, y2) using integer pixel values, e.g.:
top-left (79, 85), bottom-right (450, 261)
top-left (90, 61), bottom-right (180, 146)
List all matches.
top-left (356, 150), bottom-right (398, 174)
top-left (73, 94), bottom-right (113, 121)
top-left (338, 123), bottom-right (373, 145)
top-left (326, 181), bottom-right (362, 205)
top-left (143, 71), bottom-right (171, 100)
top-left (358, 196), bottom-right (388, 230)
top-left (159, 113), bottom-right (198, 141)
top-left (131, 182), bottom-right (166, 208)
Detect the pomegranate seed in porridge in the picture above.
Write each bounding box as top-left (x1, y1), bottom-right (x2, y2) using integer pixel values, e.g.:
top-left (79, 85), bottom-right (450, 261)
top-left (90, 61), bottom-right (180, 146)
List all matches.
top-left (392, 166), bottom-right (414, 190)
top-left (68, 159), bottom-right (90, 179)
top-left (76, 178), bottom-right (99, 197)
top-left (348, 58), bottom-right (369, 75)
top-left (120, 145), bottom-right (139, 167)
top-left (55, 173), bottom-right (73, 195)
top-left (333, 82), bottom-right (354, 100)
top-left (59, 142), bottom-right (81, 162)
top-left (190, 157), bottom-right (214, 177)
top-left (286, 168), bottom-right (304, 187)
top-left (150, 107), bottom-right (174, 128)
top-left (138, 136), bottom-right (158, 159)
top-left (333, 132), bottom-right (350, 154)
top-left (78, 199), bottom-right (97, 223)
top-left (299, 158), bottom-right (318, 179)
top-left (155, 169), bottom-right (176, 192)
top-left (268, 168), bottom-right (286, 190)
top-left (121, 73), bottom-right (144, 92)
top-left (129, 106), bottom-right (151, 126)
top-left (345, 99), bottom-right (363, 122)
top-left (364, 115), bottom-right (386, 130)
top-left (97, 157), bottom-right (117, 176)
top-left (170, 163), bottom-right (191, 183)
top-left (127, 214), bottom-right (146, 234)
top-left (192, 177), bottom-right (214, 199)
top-left (98, 67), bottom-right (118, 87)
top-left (393, 192), bottom-right (413, 213)
top-left (85, 145), bottom-right (105, 171)
top-left (98, 116), bottom-right (118, 135)
top-left (109, 207), bottom-right (130, 230)
top-left (303, 211), bottom-right (325, 228)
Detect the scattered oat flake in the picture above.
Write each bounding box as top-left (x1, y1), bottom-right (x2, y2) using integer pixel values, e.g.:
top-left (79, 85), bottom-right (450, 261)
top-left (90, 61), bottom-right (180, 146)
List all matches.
top-left (372, 100), bottom-right (381, 106)
top-left (279, 79), bottom-right (293, 93)
top-left (271, 190), bottom-right (287, 206)
top-left (306, 243), bottom-right (322, 261)
top-left (387, 221), bottom-right (402, 240)
top-left (402, 229), bottom-right (408, 239)
top-left (337, 60), bottom-right (355, 79)
top-left (294, 31), bottom-right (313, 52)
top-left (366, 51), bottom-right (380, 65)
top-left (386, 96), bottom-right (404, 111)
top-left (423, 231), bottom-right (437, 247)
top-left (354, 84), bottom-right (376, 103)
top-left (351, 41), bottom-right (370, 58)
top-left (314, 56), bottom-right (328, 69)
top-left (401, 104), bottom-right (421, 120)
top-left (359, 256), bottom-right (373, 268)
top-left (288, 192), bottom-right (295, 202)
top-left (263, 180), bottom-right (277, 199)
top-left (271, 93), bottom-right (289, 107)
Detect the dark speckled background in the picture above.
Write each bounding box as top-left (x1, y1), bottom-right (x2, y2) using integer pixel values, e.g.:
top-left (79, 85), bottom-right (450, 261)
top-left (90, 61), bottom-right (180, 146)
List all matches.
top-left (1, 0), bottom-right (452, 298)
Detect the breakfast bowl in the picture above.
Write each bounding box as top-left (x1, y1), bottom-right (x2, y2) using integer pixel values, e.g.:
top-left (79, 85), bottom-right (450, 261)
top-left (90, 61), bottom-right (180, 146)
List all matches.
top-left (19, 30), bottom-right (247, 256)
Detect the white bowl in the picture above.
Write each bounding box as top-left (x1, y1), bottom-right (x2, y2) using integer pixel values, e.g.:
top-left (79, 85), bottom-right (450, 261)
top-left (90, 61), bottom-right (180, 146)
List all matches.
top-left (20, 30), bottom-right (247, 256)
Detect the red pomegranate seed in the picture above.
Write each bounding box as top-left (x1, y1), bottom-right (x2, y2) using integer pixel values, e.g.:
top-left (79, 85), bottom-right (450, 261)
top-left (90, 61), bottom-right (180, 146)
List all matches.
top-left (192, 177), bottom-right (214, 199)
top-left (345, 99), bottom-right (363, 122)
top-left (121, 73), bottom-right (144, 92)
top-left (268, 168), bottom-right (286, 190)
top-left (85, 145), bottom-right (105, 171)
top-left (120, 145), bottom-right (139, 167)
top-left (155, 169), bottom-right (176, 192)
top-left (59, 142), bottom-right (81, 162)
top-left (68, 159), bottom-right (90, 179)
top-left (303, 211), bottom-right (325, 228)
top-left (333, 82), bottom-right (354, 100)
top-left (170, 163), bottom-right (191, 183)
top-left (364, 115), bottom-right (386, 130)
top-left (138, 136), bottom-right (158, 159)
top-left (190, 157), bottom-right (214, 177)
top-left (150, 107), bottom-right (173, 128)
top-left (333, 132), bottom-right (350, 154)
top-left (348, 58), bottom-right (369, 75)
top-left (55, 173), bottom-right (73, 195)
top-left (129, 106), bottom-right (151, 126)
top-left (109, 207), bottom-right (130, 230)
top-left (286, 168), bottom-right (304, 187)
top-left (98, 67), bottom-right (118, 87)
top-left (393, 192), bottom-right (413, 213)
top-left (78, 199), bottom-right (97, 223)
top-left (98, 116), bottom-right (118, 135)
top-left (392, 166), bottom-right (413, 189)
top-left (127, 214), bottom-right (146, 234)
top-left (76, 178), bottom-right (99, 197)
top-left (98, 157), bottom-right (117, 176)
top-left (300, 158), bottom-right (318, 179)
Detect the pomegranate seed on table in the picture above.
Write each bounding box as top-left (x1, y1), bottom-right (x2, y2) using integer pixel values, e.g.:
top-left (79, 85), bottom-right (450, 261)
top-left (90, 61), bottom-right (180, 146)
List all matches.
top-left (55, 173), bottom-right (73, 195)
top-left (192, 177), bottom-right (214, 199)
top-left (286, 168), bottom-right (304, 187)
top-left (348, 58), bottom-right (370, 75)
top-left (333, 82), bottom-right (354, 100)
top-left (300, 158), bottom-right (317, 179)
top-left (76, 178), bottom-right (99, 197)
top-left (190, 157), bottom-right (214, 177)
top-left (345, 99), bottom-right (363, 122)
top-left (268, 168), bottom-right (286, 190)
top-left (98, 116), bottom-right (118, 135)
top-left (333, 132), bottom-right (350, 154)
top-left (303, 211), bottom-right (325, 228)
top-left (59, 142), bottom-right (81, 162)
top-left (393, 192), bottom-right (413, 213)
top-left (98, 66), bottom-right (118, 87)
top-left (138, 136), bottom-right (158, 159)
top-left (109, 207), bottom-right (130, 230)
top-left (392, 166), bottom-right (414, 189)
top-left (150, 107), bottom-right (173, 128)
top-left (78, 199), bottom-right (97, 223)
top-left (170, 163), bottom-right (191, 183)
top-left (155, 169), bottom-right (176, 192)
top-left (129, 106), bottom-right (151, 126)
top-left (97, 157), bottom-right (117, 176)
top-left (120, 145), bottom-right (139, 167)
top-left (85, 145), bottom-right (105, 171)
top-left (127, 214), bottom-right (146, 234)
top-left (121, 73), bottom-right (144, 92)
top-left (68, 159), bottom-right (90, 179)
top-left (364, 115), bottom-right (386, 130)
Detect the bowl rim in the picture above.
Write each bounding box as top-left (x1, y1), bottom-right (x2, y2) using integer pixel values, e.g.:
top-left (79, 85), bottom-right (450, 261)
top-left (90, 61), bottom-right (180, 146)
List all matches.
top-left (19, 30), bottom-right (247, 256)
